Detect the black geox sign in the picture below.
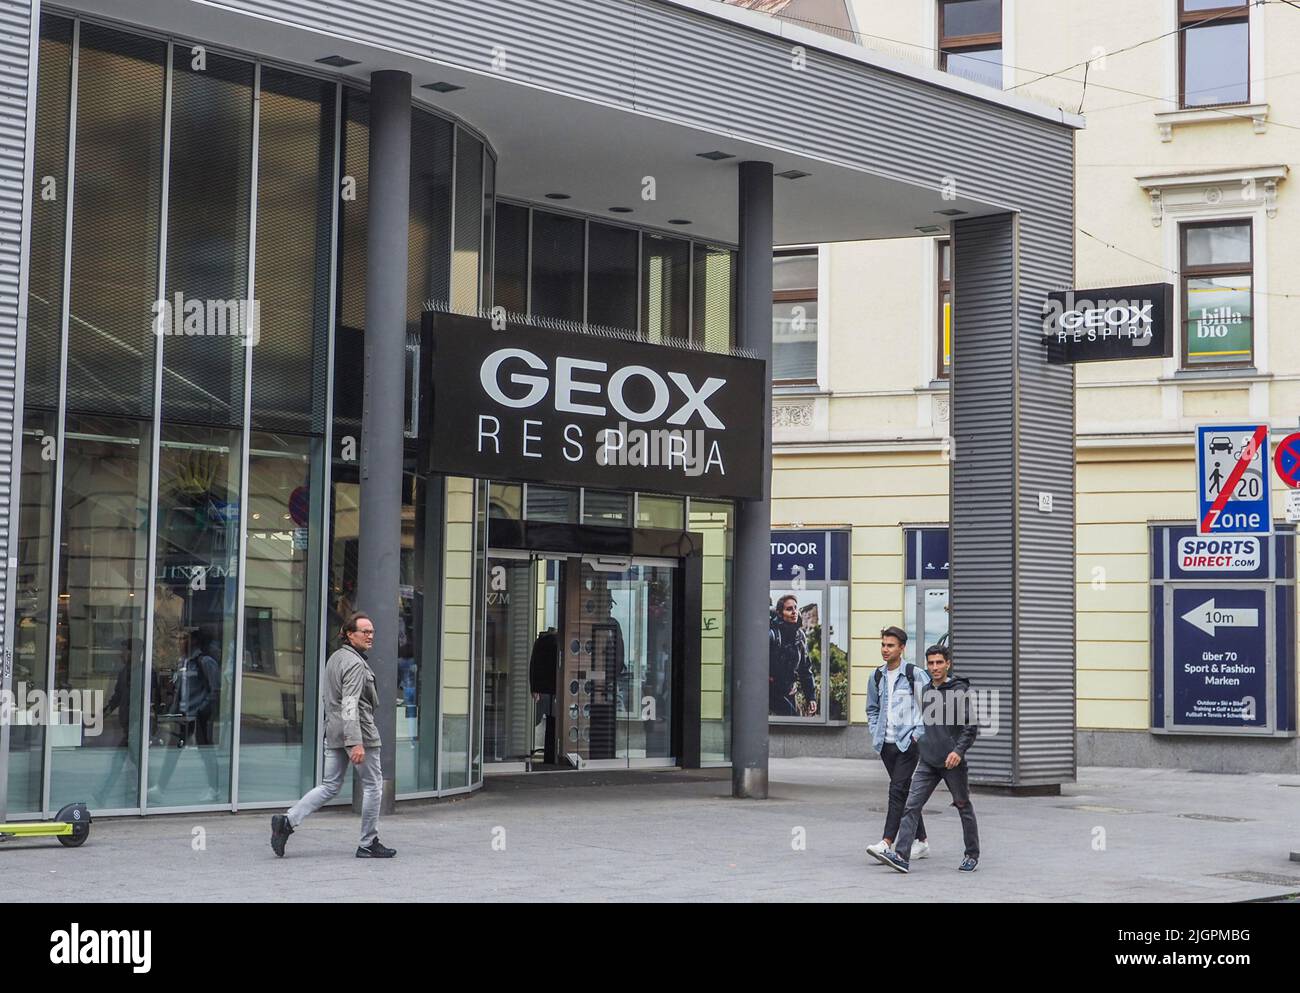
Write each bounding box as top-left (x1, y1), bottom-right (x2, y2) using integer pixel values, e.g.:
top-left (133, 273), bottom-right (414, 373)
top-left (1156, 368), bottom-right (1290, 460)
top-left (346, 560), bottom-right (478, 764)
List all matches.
top-left (1042, 283), bottom-right (1174, 363)
top-left (422, 311), bottom-right (765, 500)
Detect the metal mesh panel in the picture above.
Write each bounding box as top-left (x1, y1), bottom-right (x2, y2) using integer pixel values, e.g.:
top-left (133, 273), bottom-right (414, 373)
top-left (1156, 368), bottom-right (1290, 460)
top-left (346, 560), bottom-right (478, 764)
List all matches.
top-left (641, 233), bottom-right (690, 342)
top-left (692, 243), bottom-right (736, 353)
top-left (24, 14), bottom-right (72, 411)
top-left (250, 69), bottom-right (336, 435)
top-left (407, 109), bottom-right (453, 319)
top-left (530, 209), bottom-right (583, 322)
top-left (160, 47), bottom-right (254, 428)
top-left (586, 221), bottom-right (638, 333)
top-left (492, 201), bottom-right (528, 314)
top-left (65, 24), bottom-right (165, 417)
top-left (450, 127), bottom-right (482, 314)
top-left (332, 88), bottom-right (368, 447)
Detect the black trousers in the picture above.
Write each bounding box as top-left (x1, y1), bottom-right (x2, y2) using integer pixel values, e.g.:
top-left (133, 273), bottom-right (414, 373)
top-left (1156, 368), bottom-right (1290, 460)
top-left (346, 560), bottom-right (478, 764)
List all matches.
top-left (879, 742), bottom-right (925, 842)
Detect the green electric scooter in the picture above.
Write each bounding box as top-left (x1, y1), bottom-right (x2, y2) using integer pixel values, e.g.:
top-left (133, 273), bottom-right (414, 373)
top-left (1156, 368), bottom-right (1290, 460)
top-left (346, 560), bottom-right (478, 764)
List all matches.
top-left (0, 802), bottom-right (92, 848)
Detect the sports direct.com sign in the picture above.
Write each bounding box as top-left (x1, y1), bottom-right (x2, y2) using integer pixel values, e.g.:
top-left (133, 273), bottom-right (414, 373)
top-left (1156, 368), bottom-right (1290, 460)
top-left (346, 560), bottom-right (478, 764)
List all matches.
top-left (1176, 536), bottom-right (1261, 573)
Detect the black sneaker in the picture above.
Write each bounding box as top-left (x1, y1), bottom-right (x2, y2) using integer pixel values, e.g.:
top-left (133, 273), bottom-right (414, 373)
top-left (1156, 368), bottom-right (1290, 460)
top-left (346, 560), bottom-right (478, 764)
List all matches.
top-left (958, 857), bottom-right (978, 872)
top-left (356, 838), bottom-right (396, 859)
top-left (270, 814), bottom-right (293, 858)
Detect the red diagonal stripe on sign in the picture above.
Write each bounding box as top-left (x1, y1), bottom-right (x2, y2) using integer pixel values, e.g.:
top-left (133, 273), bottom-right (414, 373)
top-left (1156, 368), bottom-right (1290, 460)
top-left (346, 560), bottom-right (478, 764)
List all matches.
top-left (1202, 425), bottom-right (1268, 533)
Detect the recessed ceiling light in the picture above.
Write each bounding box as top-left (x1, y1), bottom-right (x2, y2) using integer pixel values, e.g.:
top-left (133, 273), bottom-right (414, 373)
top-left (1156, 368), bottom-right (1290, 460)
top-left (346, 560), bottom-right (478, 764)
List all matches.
top-left (776, 169), bottom-right (811, 180)
top-left (697, 150), bottom-right (735, 161)
top-left (915, 225), bottom-right (945, 234)
top-left (609, 206), bottom-right (633, 213)
top-left (934, 208), bottom-right (967, 216)
top-left (668, 218), bottom-right (692, 225)
top-left (545, 193), bottom-right (571, 200)
top-left (422, 81), bottom-right (464, 93)
top-left (315, 55), bottom-right (360, 68)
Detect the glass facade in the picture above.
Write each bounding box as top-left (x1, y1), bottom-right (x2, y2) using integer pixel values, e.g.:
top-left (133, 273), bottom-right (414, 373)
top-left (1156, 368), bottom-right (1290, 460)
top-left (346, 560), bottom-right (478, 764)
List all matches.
top-left (9, 11), bottom-right (741, 815)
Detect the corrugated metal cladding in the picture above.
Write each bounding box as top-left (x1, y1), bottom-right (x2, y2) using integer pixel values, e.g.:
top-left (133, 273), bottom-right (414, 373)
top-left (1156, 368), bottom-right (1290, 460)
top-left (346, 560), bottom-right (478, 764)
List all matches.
top-left (0, 0), bottom-right (35, 659)
top-left (951, 215), bottom-right (1017, 786)
top-left (211, 0), bottom-right (1074, 215)
top-left (952, 210), bottom-right (1076, 788)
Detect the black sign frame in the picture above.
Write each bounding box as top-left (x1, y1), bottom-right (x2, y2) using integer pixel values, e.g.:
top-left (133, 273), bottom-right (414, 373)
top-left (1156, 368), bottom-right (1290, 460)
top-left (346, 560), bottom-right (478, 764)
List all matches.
top-left (1042, 282), bottom-right (1174, 364)
top-left (420, 310), bottom-right (766, 500)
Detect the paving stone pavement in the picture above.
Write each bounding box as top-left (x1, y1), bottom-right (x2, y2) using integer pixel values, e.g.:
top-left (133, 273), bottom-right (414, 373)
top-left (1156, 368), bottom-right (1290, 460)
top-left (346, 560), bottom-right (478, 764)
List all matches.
top-left (4, 758), bottom-right (1299, 902)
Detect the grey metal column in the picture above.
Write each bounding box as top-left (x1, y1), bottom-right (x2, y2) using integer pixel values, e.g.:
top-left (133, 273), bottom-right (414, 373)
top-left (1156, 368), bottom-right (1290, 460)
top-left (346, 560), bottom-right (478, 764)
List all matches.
top-left (732, 160), bottom-right (773, 799)
top-left (949, 212), bottom-right (1076, 792)
top-left (358, 70), bottom-right (410, 813)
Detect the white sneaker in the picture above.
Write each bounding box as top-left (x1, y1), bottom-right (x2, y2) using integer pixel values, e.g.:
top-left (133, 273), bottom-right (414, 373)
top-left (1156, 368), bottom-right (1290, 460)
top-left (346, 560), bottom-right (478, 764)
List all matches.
top-left (200, 787), bottom-right (221, 803)
top-left (866, 839), bottom-right (893, 865)
top-left (912, 840), bottom-right (931, 859)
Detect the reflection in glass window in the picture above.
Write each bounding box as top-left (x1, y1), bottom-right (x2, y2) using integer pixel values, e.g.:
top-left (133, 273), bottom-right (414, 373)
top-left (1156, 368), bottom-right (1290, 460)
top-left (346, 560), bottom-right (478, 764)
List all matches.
top-left (48, 416), bottom-right (153, 811)
top-left (691, 501), bottom-right (733, 762)
top-left (642, 234), bottom-right (691, 342)
top-left (148, 424), bottom-right (243, 807)
top-left (1180, 1), bottom-right (1249, 108)
top-left (1182, 220), bottom-right (1253, 367)
top-left (773, 249), bottom-right (817, 383)
top-left (939, 0), bottom-right (1002, 88)
top-left (238, 434), bottom-right (322, 802)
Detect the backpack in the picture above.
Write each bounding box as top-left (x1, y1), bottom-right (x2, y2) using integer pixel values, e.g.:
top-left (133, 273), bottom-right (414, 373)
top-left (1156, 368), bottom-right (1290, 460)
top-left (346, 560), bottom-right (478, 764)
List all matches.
top-left (873, 662), bottom-right (918, 694)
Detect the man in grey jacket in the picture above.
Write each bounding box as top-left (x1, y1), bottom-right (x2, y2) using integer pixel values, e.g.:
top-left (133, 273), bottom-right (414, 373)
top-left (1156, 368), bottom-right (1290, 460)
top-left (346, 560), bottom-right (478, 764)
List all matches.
top-left (270, 612), bottom-right (395, 859)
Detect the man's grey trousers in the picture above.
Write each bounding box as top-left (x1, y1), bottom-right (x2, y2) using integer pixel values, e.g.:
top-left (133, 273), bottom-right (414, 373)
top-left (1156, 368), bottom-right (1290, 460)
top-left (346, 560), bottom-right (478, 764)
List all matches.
top-left (287, 746), bottom-right (383, 847)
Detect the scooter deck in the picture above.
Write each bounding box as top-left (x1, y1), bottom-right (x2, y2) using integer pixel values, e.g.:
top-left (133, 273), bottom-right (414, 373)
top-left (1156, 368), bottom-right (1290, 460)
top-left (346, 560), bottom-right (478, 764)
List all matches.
top-left (0, 821), bottom-right (75, 838)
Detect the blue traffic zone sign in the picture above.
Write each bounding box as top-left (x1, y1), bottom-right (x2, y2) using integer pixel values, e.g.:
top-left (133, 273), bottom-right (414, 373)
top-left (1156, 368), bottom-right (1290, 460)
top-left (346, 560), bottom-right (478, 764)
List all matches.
top-left (1195, 424), bottom-right (1271, 536)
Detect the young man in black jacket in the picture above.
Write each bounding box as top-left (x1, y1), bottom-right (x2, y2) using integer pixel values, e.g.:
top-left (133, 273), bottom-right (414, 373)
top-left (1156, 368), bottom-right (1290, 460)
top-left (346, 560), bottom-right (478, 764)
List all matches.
top-left (881, 645), bottom-right (980, 873)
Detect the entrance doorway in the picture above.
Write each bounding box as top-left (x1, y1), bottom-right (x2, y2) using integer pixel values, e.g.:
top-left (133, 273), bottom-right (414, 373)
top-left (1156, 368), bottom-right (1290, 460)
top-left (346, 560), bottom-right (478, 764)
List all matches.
top-left (483, 553), bottom-right (679, 770)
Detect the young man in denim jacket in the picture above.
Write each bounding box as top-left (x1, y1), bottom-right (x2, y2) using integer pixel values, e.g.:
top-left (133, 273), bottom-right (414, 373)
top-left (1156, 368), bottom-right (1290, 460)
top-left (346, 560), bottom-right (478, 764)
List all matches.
top-left (865, 626), bottom-right (931, 864)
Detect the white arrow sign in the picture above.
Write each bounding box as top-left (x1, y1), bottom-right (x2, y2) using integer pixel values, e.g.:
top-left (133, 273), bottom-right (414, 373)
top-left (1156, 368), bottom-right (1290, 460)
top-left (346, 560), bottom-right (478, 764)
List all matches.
top-left (1181, 598), bottom-right (1259, 637)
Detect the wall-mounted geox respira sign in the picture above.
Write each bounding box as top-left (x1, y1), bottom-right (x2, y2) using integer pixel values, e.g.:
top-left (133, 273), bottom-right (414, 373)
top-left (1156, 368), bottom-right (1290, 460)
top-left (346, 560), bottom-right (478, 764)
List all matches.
top-left (1042, 283), bottom-right (1174, 363)
top-left (421, 311), bottom-right (766, 500)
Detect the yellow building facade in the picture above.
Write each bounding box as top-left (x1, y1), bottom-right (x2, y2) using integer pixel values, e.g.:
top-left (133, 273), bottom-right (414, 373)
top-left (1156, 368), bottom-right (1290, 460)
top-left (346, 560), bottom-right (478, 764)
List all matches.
top-left (770, 0), bottom-right (1300, 771)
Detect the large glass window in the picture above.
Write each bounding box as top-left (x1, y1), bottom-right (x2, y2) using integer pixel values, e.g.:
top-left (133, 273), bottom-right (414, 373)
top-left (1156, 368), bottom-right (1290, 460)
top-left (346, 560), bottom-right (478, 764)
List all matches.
top-left (773, 249), bottom-right (818, 384)
top-left (691, 501), bottom-right (733, 763)
top-left (642, 234), bottom-right (690, 342)
top-left (938, 0), bottom-right (1003, 88)
top-left (587, 221), bottom-right (639, 331)
top-left (9, 414), bottom-right (59, 814)
top-left (251, 69), bottom-right (336, 436)
top-left (1180, 1), bottom-right (1249, 108)
top-left (1181, 220), bottom-right (1252, 368)
top-left (159, 47), bottom-right (254, 428)
top-left (530, 210), bottom-right (584, 322)
top-left (693, 243), bottom-right (736, 352)
top-left (237, 434), bottom-right (322, 802)
top-left (148, 424), bottom-right (242, 807)
top-left (451, 128), bottom-right (484, 314)
top-left (48, 416), bottom-right (153, 811)
top-left (440, 477), bottom-right (478, 790)
top-left (493, 202), bottom-right (529, 315)
top-left (65, 24), bottom-right (165, 418)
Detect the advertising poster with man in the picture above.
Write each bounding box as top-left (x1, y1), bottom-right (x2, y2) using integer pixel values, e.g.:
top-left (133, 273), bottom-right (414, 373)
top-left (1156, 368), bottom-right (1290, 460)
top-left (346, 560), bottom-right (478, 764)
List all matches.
top-left (768, 590), bottom-right (823, 719)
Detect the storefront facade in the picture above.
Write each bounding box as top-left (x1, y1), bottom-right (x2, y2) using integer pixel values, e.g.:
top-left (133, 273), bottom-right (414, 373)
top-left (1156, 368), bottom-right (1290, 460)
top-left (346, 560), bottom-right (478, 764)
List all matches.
top-left (0, 0), bottom-right (1079, 818)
